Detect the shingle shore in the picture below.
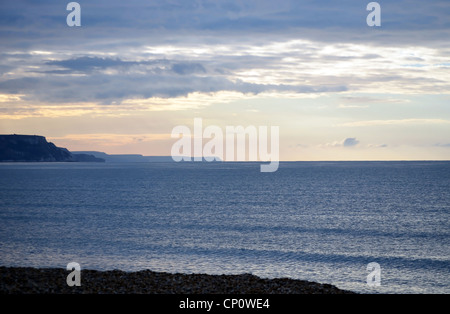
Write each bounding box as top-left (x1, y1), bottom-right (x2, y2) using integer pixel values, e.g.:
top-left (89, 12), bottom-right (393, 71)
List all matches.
top-left (0, 266), bottom-right (356, 294)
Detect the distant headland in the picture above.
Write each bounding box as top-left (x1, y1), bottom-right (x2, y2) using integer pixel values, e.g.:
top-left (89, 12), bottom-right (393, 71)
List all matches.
top-left (72, 151), bottom-right (175, 163)
top-left (0, 134), bottom-right (104, 162)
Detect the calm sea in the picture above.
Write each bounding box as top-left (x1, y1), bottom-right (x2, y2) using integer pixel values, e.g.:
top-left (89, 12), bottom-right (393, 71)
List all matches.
top-left (0, 161), bottom-right (449, 294)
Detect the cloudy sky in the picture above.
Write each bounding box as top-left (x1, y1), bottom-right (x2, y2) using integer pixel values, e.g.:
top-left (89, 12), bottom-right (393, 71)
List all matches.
top-left (1, 0), bottom-right (449, 160)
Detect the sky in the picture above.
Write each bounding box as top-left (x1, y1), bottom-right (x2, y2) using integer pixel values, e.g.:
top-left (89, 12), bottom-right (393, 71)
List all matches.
top-left (0, 0), bottom-right (449, 161)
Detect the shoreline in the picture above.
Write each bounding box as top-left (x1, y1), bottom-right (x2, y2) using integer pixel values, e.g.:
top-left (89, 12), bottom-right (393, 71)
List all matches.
top-left (0, 266), bottom-right (356, 294)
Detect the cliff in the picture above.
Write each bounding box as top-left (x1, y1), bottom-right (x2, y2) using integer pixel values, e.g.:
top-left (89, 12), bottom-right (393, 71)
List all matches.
top-left (0, 134), bottom-right (104, 162)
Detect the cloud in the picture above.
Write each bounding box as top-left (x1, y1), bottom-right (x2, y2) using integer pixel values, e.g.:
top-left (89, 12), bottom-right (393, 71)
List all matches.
top-left (323, 138), bottom-right (360, 148)
top-left (44, 57), bottom-right (141, 72)
top-left (171, 63), bottom-right (206, 75)
top-left (49, 133), bottom-right (171, 144)
top-left (321, 140), bottom-right (392, 150)
top-left (368, 144), bottom-right (388, 148)
top-left (339, 119), bottom-right (450, 127)
top-left (343, 138), bottom-right (360, 147)
top-left (0, 54), bottom-right (349, 104)
top-left (338, 104), bottom-right (370, 109)
top-left (44, 57), bottom-right (210, 75)
top-left (0, 0), bottom-right (449, 118)
top-left (0, 65), bottom-right (13, 75)
top-left (339, 96), bottom-right (410, 105)
top-left (2, 0), bottom-right (450, 52)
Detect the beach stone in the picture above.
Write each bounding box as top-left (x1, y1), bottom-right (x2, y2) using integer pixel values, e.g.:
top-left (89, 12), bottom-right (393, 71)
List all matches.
top-left (0, 266), bottom-right (356, 294)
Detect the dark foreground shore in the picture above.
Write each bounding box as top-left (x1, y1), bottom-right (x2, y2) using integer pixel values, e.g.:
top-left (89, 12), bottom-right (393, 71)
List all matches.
top-left (0, 266), bottom-right (355, 294)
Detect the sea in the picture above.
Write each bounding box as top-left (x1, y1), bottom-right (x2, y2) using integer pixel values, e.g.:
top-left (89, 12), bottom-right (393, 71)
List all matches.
top-left (0, 161), bottom-right (449, 294)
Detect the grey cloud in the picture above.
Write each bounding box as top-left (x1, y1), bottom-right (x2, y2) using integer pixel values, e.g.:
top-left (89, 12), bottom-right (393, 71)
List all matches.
top-left (340, 96), bottom-right (408, 104)
top-left (171, 63), bottom-right (206, 75)
top-left (0, 50), bottom-right (350, 104)
top-left (2, 0), bottom-right (450, 52)
top-left (0, 0), bottom-right (448, 108)
top-left (0, 65), bottom-right (13, 75)
top-left (343, 138), bottom-right (360, 147)
top-left (405, 56), bottom-right (426, 62)
top-left (0, 71), bottom-right (345, 104)
top-left (0, 77), bottom-right (39, 93)
top-left (361, 54), bottom-right (382, 59)
top-left (44, 57), bottom-right (210, 76)
top-left (341, 96), bottom-right (380, 103)
top-left (31, 69), bottom-right (82, 75)
top-left (45, 57), bottom-right (141, 72)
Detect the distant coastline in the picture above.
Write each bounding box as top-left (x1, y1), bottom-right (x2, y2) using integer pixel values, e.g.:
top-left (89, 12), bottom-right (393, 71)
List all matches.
top-left (72, 151), bottom-right (176, 163)
top-left (0, 134), bottom-right (219, 163)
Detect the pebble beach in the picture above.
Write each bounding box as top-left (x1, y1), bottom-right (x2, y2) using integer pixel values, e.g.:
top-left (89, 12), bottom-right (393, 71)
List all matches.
top-left (0, 266), bottom-right (356, 294)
